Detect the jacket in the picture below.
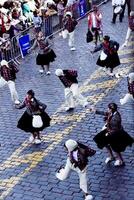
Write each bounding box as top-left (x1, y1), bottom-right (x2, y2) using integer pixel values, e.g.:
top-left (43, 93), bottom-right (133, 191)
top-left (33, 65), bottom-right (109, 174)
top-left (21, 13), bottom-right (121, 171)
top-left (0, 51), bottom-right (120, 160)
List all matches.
top-left (18, 97), bottom-right (47, 116)
top-left (96, 110), bottom-right (123, 133)
top-left (59, 70), bottom-right (78, 88)
top-left (0, 63), bottom-right (19, 81)
top-left (69, 142), bottom-right (96, 171)
top-left (94, 40), bottom-right (119, 55)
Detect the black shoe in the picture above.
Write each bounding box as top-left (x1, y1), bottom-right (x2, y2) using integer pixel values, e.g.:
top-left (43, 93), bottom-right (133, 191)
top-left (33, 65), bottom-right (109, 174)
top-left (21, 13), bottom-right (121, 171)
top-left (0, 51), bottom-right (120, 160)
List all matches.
top-left (111, 21), bottom-right (115, 24)
top-left (66, 107), bottom-right (74, 112)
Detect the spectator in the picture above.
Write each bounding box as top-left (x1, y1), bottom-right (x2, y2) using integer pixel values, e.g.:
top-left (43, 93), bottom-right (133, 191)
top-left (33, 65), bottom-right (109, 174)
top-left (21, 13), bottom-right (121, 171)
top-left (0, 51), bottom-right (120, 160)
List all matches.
top-left (0, 59), bottom-right (20, 105)
top-left (57, 0), bottom-right (65, 35)
top-left (33, 10), bottom-right (42, 33)
top-left (120, 73), bottom-right (134, 105)
top-left (55, 69), bottom-right (88, 111)
top-left (0, 10), bottom-right (6, 37)
top-left (22, 0), bottom-right (33, 25)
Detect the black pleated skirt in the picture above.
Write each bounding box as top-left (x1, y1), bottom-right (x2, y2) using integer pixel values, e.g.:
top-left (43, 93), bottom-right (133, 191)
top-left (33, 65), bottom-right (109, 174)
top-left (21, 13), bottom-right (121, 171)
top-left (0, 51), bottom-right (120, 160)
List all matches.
top-left (36, 49), bottom-right (56, 65)
top-left (17, 111), bottom-right (51, 133)
top-left (96, 53), bottom-right (120, 69)
top-left (93, 129), bottom-right (134, 153)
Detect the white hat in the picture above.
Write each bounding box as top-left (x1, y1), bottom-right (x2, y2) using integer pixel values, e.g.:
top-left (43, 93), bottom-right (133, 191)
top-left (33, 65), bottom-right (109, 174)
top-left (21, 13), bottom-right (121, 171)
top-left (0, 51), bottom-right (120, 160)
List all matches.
top-left (128, 73), bottom-right (134, 83)
top-left (65, 139), bottom-right (78, 152)
top-left (55, 69), bottom-right (64, 76)
top-left (65, 11), bottom-right (72, 17)
top-left (1, 60), bottom-right (9, 67)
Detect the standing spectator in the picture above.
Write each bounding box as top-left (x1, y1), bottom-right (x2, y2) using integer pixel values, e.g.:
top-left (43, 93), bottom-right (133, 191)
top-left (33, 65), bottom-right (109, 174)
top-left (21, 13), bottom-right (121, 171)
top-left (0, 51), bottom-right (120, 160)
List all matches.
top-left (44, 3), bottom-right (57, 37)
top-left (88, 5), bottom-right (102, 46)
top-left (55, 69), bottom-right (88, 111)
top-left (62, 11), bottom-right (77, 51)
top-left (57, 0), bottom-right (65, 36)
top-left (33, 10), bottom-right (42, 33)
top-left (91, 35), bottom-right (120, 77)
top-left (17, 90), bottom-right (51, 144)
top-left (122, 11), bottom-right (134, 47)
top-left (0, 60), bottom-right (20, 105)
top-left (111, 0), bottom-right (125, 23)
top-left (56, 139), bottom-right (95, 200)
top-left (0, 10), bottom-right (6, 37)
top-left (93, 103), bottom-right (134, 166)
top-left (29, 31), bottom-right (56, 75)
top-left (120, 73), bottom-right (134, 105)
top-left (22, 0), bottom-right (33, 25)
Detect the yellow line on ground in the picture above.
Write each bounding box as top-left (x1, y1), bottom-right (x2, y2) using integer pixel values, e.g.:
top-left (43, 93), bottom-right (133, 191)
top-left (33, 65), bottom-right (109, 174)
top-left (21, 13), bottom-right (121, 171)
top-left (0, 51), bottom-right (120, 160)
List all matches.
top-left (119, 48), bottom-right (134, 56)
top-left (120, 57), bottom-right (134, 64)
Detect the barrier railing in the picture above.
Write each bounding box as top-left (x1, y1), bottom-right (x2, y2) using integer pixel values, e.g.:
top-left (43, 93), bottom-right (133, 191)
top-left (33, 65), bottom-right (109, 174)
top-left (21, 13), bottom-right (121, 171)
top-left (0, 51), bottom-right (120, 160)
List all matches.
top-left (0, 0), bottom-right (107, 63)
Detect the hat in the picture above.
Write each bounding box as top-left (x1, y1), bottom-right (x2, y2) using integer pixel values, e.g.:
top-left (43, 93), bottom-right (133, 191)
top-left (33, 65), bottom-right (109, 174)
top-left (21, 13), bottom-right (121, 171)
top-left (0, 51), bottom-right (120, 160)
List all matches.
top-left (103, 35), bottom-right (110, 41)
top-left (55, 69), bottom-right (64, 76)
top-left (130, 11), bottom-right (134, 16)
top-left (108, 103), bottom-right (118, 112)
top-left (1, 60), bottom-right (9, 67)
top-left (65, 11), bottom-right (72, 17)
top-left (65, 139), bottom-right (78, 152)
top-left (27, 90), bottom-right (35, 97)
top-left (128, 72), bottom-right (134, 83)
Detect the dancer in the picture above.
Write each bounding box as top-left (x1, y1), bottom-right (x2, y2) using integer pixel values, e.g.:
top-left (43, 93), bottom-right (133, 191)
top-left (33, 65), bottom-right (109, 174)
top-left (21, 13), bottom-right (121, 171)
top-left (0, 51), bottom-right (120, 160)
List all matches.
top-left (122, 11), bottom-right (134, 47)
top-left (120, 72), bottom-right (134, 105)
top-left (55, 69), bottom-right (88, 111)
top-left (91, 35), bottom-right (120, 76)
top-left (17, 90), bottom-right (51, 144)
top-left (111, 0), bottom-right (125, 23)
top-left (29, 31), bottom-right (56, 75)
top-left (56, 139), bottom-right (96, 200)
top-left (62, 11), bottom-right (78, 51)
top-left (0, 60), bottom-right (20, 105)
top-left (93, 103), bottom-right (134, 166)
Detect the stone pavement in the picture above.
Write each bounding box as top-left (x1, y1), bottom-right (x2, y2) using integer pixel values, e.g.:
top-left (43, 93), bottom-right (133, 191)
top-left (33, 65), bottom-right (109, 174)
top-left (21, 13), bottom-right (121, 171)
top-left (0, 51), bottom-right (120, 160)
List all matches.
top-left (0, 1), bottom-right (134, 200)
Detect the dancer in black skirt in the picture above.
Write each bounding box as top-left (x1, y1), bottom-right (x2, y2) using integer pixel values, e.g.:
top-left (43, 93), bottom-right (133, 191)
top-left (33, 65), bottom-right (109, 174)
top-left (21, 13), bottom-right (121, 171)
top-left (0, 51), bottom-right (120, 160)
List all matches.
top-left (16, 90), bottom-right (51, 144)
top-left (29, 31), bottom-right (56, 75)
top-left (91, 35), bottom-right (120, 77)
top-left (93, 103), bottom-right (133, 166)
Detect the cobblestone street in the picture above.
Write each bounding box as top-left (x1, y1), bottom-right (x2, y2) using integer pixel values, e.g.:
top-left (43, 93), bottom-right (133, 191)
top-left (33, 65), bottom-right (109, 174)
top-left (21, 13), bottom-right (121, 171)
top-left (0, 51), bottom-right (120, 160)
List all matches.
top-left (0, 1), bottom-right (134, 200)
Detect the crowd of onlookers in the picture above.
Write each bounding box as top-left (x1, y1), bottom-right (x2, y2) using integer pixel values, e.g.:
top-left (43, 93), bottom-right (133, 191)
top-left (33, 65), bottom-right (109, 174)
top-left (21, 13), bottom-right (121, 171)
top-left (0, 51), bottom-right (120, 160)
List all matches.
top-left (0, 0), bottom-right (80, 61)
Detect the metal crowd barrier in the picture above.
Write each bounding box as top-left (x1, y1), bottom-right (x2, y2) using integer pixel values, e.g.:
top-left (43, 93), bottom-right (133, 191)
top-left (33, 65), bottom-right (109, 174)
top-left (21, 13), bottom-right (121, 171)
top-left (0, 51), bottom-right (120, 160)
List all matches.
top-left (0, 0), bottom-right (107, 63)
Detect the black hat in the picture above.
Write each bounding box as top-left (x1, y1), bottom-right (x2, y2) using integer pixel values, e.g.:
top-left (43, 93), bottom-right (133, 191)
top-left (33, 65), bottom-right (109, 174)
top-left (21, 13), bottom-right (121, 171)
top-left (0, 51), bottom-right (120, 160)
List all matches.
top-left (108, 103), bottom-right (117, 112)
top-left (103, 35), bottom-right (110, 41)
top-left (27, 90), bottom-right (35, 97)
